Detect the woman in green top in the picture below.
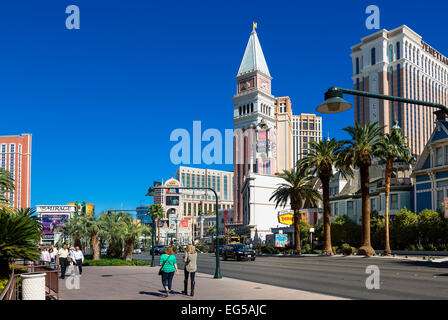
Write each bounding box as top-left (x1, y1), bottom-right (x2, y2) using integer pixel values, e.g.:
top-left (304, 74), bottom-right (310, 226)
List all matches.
top-left (159, 247), bottom-right (178, 297)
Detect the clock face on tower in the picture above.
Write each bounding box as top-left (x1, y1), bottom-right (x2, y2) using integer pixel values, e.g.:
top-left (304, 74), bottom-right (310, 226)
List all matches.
top-left (261, 81), bottom-right (268, 90)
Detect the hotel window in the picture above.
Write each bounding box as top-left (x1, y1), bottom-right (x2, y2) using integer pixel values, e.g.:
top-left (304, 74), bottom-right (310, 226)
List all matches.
top-left (239, 106), bottom-right (242, 116)
top-left (186, 173), bottom-right (191, 187)
top-left (302, 120), bottom-right (308, 130)
top-left (356, 57), bottom-right (359, 74)
top-left (309, 120), bottom-right (314, 130)
top-left (196, 174), bottom-right (200, 187)
top-left (396, 42), bottom-right (400, 59)
top-left (389, 44), bottom-right (393, 62)
top-left (390, 194), bottom-right (399, 210)
top-left (371, 47), bottom-right (376, 65)
top-left (224, 176), bottom-right (228, 200)
top-left (217, 176), bottom-right (220, 192)
top-left (251, 103), bottom-right (254, 113)
top-left (436, 147), bottom-right (443, 166)
top-left (201, 174), bottom-right (204, 187)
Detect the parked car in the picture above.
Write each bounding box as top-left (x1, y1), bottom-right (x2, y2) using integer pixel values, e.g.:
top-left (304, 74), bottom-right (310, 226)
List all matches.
top-left (222, 244), bottom-right (256, 261)
top-left (133, 248), bottom-right (142, 254)
top-left (100, 248), bottom-right (108, 255)
top-left (150, 245), bottom-right (167, 255)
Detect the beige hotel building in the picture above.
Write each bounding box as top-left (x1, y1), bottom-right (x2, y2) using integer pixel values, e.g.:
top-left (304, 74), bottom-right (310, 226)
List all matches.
top-left (175, 166), bottom-right (234, 216)
top-left (351, 25), bottom-right (448, 158)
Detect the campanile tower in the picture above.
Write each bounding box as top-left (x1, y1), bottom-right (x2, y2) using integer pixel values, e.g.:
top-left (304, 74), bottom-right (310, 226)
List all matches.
top-left (232, 24), bottom-right (277, 225)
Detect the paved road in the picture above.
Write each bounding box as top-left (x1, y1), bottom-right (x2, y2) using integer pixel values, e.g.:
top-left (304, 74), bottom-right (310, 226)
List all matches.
top-left (135, 253), bottom-right (448, 299)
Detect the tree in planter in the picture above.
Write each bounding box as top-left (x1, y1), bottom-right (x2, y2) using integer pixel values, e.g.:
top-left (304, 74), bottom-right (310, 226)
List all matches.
top-left (0, 208), bottom-right (42, 278)
top-left (122, 215), bottom-right (150, 261)
top-left (270, 167), bottom-right (321, 253)
top-left (342, 122), bottom-right (384, 256)
top-left (149, 204), bottom-right (165, 245)
top-left (299, 138), bottom-right (352, 255)
top-left (225, 229), bottom-right (236, 236)
top-left (377, 122), bottom-right (411, 255)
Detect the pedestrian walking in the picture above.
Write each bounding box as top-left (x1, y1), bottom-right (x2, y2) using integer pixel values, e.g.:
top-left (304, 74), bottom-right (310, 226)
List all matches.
top-left (159, 247), bottom-right (178, 297)
top-left (40, 247), bottom-right (51, 265)
top-left (182, 244), bottom-right (197, 296)
top-left (49, 248), bottom-right (57, 269)
top-left (71, 246), bottom-right (84, 275)
top-left (58, 244), bottom-right (70, 279)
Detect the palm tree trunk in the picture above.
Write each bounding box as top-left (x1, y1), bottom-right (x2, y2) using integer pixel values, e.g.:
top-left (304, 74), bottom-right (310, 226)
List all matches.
top-left (321, 174), bottom-right (332, 255)
top-left (157, 219), bottom-right (161, 245)
top-left (124, 239), bottom-right (134, 261)
top-left (293, 208), bottom-right (302, 253)
top-left (384, 157), bottom-right (393, 256)
top-left (91, 233), bottom-right (100, 260)
top-left (359, 164), bottom-right (375, 256)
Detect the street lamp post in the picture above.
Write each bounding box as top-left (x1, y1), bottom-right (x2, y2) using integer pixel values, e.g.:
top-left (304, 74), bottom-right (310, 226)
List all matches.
top-left (147, 186), bottom-right (222, 279)
top-left (316, 86), bottom-right (448, 115)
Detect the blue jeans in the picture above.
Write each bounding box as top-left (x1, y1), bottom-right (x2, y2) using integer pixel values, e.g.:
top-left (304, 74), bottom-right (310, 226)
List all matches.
top-left (161, 271), bottom-right (174, 290)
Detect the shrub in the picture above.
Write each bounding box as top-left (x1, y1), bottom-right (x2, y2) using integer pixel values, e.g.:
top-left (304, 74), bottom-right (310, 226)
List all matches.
top-left (172, 246), bottom-right (178, 253)
top-left (84, 258), bottom-right (150, 266)
top-left (340, 243), bottom-right (355, 255)
top-left (425, 243), bottom-right (436, 251)
top-left (313, 249), bottom-right (322, 255)
top-left (438, 244), bottom-right (448, 251)
top-left (332, 246), bottom-right (339, 255)
top-left (301, 244), bottom-right (311, 254)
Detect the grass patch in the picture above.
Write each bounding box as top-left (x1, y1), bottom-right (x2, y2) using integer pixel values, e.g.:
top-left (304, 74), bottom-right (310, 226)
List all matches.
top-left (84, 258), bottom-right (150, 266)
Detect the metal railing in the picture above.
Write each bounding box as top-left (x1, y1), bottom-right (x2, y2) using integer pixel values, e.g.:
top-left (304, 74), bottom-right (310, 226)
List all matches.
top-left (1, 261), bottom-right (60, 300)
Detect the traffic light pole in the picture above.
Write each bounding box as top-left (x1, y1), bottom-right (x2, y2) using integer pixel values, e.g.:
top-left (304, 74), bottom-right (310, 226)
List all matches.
top-left (147, 186), bottom-right (222, 279)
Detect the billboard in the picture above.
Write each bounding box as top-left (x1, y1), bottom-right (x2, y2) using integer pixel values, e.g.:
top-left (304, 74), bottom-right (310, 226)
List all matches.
top-left (42, 213), bottom-right (70, 240)
top-left (278, 210), bottom-right (294, 225)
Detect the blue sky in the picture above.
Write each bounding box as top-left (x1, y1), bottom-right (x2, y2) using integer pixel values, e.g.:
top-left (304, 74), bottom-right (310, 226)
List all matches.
top-left (1, 0), bottom-right (447, 214)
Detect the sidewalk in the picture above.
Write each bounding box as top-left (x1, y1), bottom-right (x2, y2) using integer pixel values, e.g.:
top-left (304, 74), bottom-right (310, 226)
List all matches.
top-left (59, 266), bottom-right (345, 300)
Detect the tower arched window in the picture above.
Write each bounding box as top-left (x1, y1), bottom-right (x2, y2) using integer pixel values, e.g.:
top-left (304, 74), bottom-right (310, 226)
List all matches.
top-left (239, 106), bottom-right (242, 116)
top-left (396, 42), bottom-right (400, 60)
top-left (251, 103), bottom-right (254, 113)
top-left (389, 44), bottom-right (393, 62)
top-left (371, 47), bottom-right (376, 65)
top-left (356, 57), bottom-right (359, 74)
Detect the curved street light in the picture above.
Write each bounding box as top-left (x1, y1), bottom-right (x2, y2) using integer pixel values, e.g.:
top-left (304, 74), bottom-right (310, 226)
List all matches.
top-left (317, 86), bottom-right (448, 115)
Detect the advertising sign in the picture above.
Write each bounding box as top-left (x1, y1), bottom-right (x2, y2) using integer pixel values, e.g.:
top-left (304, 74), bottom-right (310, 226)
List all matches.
top-left (42, 213), bottom-right (70, 240)
top-left (275, 234), bottom-right (288, 248)
top-left (278, 211), bottom-right (294, 225)
top-left (180, 219), bottom-right (189, 228)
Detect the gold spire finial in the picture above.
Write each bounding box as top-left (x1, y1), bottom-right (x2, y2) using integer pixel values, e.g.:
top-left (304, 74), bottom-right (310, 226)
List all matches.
top-left (252, 22), bottom-right (257, 32)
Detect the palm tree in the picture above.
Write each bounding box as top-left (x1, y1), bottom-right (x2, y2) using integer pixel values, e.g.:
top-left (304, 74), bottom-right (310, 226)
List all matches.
top-left (342, 122), bottom-right (384, 256)
top-left (0, 208), bottom-right (42, 278)
top-left (60, 216), bottom-right (84, 248)
top-left (0, 168), bottom-right (14, 210)
top-left (377, 122), bottom-right (412, 256)
top-left (122, 215), bottom-right (150, 261)
top-left (299, 138), bottom-right (352, 255)
top-left (149, 204), bottom-right (165, 245)
top-left (270, 167), bottom-right (321, 253)
top-left (78, 216), bottom-right (102, 260)
top-left (97, 211), bottom-right (127, 258)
